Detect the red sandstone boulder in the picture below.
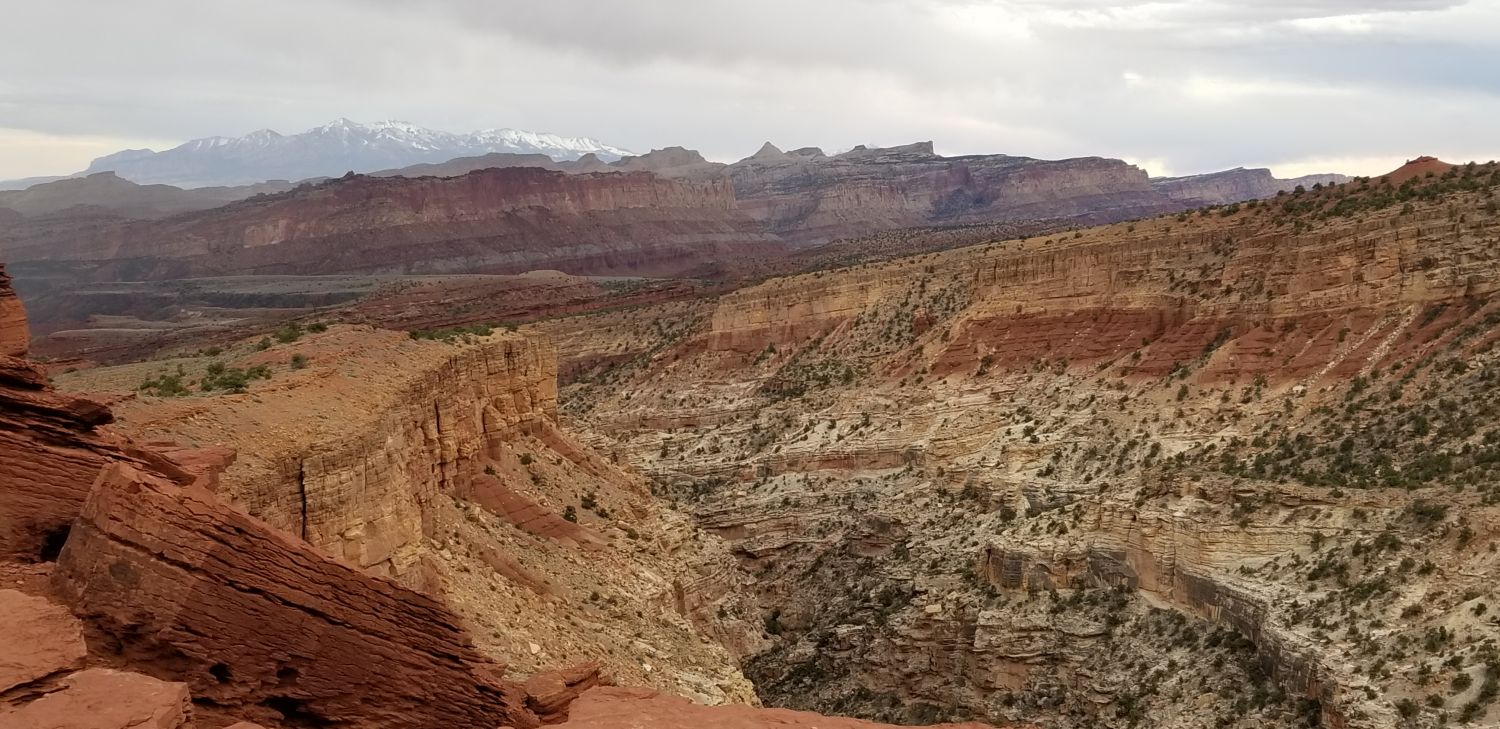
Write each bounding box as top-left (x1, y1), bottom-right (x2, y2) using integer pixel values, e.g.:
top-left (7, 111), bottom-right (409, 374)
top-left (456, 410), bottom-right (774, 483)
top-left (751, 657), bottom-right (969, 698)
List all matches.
top-left (0, 668), bottom-right (191, 729)
top-left (524, 662), bottom-right (610, 723)
top-left (0, 589), bottom-right (87, 693)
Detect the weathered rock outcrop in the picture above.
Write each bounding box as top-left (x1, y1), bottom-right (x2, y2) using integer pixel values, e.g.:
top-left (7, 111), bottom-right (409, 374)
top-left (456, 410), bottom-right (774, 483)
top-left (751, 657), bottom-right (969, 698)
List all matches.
top-left (0, 263), bottom-right (140, 560)
top-left (53, 460), bottom-right (546, 728)
top-left (0, 589), bottom-right (87, 693)
top-left (3, 667), bottom-right (193, 729)
top-left (1, 588), bottom-right (195, 729)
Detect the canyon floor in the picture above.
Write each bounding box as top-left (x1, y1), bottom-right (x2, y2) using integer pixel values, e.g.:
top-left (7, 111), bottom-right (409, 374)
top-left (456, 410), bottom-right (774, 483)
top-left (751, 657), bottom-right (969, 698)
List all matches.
top-left (8, 161), bottom-right (1500, 729)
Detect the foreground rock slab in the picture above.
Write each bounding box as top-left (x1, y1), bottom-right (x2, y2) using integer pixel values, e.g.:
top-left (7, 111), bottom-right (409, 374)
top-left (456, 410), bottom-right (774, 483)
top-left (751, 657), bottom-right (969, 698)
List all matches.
top-left (0, 589), bottom-right (87, 693)
top-left (53, 460), bottom-right (540, 728)
top-left (0, 668), bottom-right (190, 729)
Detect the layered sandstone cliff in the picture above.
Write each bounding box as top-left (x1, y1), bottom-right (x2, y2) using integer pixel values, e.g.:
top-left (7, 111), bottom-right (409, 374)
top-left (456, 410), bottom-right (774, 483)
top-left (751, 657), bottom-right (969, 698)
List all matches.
top-left (55, 324), bottom-right (762, 704)
top-left (2, 143), bottom-right (1344, 298)
top-left (0, 265), bottom-right (604, 728)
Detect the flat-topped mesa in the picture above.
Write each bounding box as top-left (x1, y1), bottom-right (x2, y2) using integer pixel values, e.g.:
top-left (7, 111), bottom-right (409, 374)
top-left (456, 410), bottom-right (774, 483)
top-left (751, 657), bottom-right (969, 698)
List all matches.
top-left (1151, 168), bottom-right (1350, 207)
top-left (3, 166), bottom-right (780, 280)
top-left (725, 148), bottom-right (1172, 245)
top-left (836, 141), bottom-right (937, 159)
top-left (612, 146), bottom-right (727, 179)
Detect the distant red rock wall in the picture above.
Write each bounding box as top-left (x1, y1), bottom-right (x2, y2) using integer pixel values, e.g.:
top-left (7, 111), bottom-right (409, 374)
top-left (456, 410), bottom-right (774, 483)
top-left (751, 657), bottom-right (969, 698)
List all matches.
top-left (729, 148), bottom-right (1175, 245)
top-left (3, 168), bottom-right (783, 280)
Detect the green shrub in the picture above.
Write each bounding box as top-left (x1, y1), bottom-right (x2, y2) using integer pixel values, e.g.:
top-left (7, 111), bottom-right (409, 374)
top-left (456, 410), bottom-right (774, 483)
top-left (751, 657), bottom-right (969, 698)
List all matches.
top-left (273, 322), bottom-right (305, 344)
top-left (200, 361), bottom-right (272, 394)
top-left (139, 365), bottom-right (190, 397)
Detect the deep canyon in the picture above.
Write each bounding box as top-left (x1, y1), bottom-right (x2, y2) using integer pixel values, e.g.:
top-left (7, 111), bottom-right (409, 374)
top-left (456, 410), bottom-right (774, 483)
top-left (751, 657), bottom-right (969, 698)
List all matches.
top-left (4, 159), bottom-right (1499, 729)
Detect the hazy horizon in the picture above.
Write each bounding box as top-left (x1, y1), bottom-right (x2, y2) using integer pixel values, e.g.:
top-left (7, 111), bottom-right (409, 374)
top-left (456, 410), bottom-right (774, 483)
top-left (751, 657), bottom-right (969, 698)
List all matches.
top-left (4, 0), bottom-right (1499, 181)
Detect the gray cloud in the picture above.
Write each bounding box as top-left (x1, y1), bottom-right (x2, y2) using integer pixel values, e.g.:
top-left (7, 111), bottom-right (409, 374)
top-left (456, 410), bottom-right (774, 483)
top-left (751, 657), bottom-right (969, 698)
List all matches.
top-left (0, 0), bottom-right (1496, 179)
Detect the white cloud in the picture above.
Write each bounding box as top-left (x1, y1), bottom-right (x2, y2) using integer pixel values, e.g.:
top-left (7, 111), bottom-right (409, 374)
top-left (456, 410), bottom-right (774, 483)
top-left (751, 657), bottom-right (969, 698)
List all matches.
top-left (0, 0), bottom-right (1496, 179)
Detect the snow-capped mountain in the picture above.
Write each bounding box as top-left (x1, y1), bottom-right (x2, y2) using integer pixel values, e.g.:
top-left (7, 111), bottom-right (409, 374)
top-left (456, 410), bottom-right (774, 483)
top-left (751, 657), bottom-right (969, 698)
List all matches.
top-left (80, 119), bottom-right (634, 188)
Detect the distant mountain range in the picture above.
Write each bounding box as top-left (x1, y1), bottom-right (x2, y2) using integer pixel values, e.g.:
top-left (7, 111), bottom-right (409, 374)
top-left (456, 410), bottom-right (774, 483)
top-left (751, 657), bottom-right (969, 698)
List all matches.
top-left (3, 120), bottom-right (634, 189)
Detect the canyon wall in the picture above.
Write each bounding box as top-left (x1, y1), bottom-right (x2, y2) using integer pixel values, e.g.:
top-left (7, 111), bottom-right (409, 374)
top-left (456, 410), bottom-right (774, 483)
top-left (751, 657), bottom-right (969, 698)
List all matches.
top-left (0, 262), bottom-right (604, 729)
top-left (706, 195), bottom-right (1495, 382)
top-left (244, 334), bottom-right (559, 584)
top-left (3, 145), bottom-right (1342, 297)
top-left (551, 167), bottom-right (1500, 728)
top-left (58, 324), bottom-right (763, 704)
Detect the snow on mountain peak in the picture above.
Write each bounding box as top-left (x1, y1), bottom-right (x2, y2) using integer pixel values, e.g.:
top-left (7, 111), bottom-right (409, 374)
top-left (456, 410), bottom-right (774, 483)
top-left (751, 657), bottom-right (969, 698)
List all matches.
top-left (78, 119), bottom-right (635, 187)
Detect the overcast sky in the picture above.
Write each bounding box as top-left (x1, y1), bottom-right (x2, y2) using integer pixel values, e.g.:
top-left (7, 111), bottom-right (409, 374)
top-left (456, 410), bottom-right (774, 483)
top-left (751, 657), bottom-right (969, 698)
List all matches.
top-left (2, 0), bottom-right (1496, 180)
